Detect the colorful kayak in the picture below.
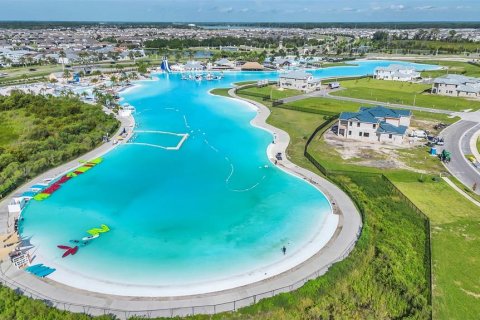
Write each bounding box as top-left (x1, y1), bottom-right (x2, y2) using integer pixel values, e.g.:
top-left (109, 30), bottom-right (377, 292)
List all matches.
top-left (58, 245), bottom-right (79, 258)
top-left (87, 224), bottom-right (110, 236)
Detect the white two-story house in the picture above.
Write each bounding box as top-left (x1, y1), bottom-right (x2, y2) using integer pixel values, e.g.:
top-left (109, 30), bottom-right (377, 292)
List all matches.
top-left (337, 106), bottom-right (412, 144)
top-left (374, 64), bottom-right (420, 81)
top-left (278, 70), bottom-right (321, 93)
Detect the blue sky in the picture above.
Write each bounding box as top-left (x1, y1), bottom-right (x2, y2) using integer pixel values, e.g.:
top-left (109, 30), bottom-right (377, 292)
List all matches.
top-left (0, 0), bottom-right (478, 22)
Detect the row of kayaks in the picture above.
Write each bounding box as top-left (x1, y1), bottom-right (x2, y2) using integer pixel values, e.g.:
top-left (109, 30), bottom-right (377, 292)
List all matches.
top-left (33, 157), bottom-right (103, 201)
top-left (25, 264), bottom-right (56, 277)
top-left (57, 224), bottom-right (110, 258)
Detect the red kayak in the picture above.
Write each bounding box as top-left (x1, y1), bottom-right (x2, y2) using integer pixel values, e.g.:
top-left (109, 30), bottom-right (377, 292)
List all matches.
top-left (58, 245), bottom-right (79, 258)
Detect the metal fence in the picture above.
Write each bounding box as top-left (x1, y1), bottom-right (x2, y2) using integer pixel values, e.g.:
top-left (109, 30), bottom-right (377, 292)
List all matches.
top-left (0, 231), bottom-right (360, 319)
top-left (303, 119), bottom-right (433, 315)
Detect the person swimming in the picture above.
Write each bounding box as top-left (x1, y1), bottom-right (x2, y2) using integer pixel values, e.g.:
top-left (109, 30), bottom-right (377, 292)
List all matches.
top-left (282, 246), bottom-right (286, 255)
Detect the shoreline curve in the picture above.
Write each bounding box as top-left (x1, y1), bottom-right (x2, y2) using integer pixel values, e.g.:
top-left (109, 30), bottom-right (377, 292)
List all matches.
top-left (0, 79), bottom-right (362, 319)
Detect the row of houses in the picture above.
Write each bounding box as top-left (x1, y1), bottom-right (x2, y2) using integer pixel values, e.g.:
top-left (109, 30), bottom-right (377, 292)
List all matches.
top-left (374, 63), bottom-right (480, 99)
top-left (0, 45), bottom-right (145, 67)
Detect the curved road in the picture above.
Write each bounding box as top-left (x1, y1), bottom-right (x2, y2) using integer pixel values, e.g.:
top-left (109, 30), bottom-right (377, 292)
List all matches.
top-left (441, 120), bottom-right (480, 195)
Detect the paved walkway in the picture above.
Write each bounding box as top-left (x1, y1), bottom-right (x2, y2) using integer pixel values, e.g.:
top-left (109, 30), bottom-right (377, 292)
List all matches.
top-left (442, 177), bottom-right (480, 207)
top-left (0, 87), bottom-right (362, 319)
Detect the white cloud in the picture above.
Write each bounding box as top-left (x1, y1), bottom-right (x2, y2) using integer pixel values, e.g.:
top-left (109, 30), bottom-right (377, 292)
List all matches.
top-left (415, 5), bottom-right (435, 10)
top-left (389, 4), bottom-right (405, 11)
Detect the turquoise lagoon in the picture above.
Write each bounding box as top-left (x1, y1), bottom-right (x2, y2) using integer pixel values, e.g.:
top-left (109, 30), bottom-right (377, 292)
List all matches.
top-left (20, 61), bottom-right (438, 295)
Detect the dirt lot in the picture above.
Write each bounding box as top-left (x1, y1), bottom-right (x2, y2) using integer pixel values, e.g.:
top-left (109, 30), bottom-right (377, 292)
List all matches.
top-left (324, 130), bottom-right (434, 172)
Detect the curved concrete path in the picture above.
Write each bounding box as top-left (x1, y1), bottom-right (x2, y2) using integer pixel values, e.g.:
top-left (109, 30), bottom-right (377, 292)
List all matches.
top-left (0, 87), bottom-right (362, 319)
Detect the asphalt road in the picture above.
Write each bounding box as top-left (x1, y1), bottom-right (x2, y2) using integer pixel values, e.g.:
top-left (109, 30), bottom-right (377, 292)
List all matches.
top-left (278, 88), bottom-right (455, 115)
top-left (441, 120), bottom-right (480, 195)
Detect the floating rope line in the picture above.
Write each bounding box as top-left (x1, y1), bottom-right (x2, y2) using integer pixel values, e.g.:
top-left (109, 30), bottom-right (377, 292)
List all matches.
top-left (127, 130), bottom-right (189, 150)
top-left (201, 136), bottom-right (268, 192)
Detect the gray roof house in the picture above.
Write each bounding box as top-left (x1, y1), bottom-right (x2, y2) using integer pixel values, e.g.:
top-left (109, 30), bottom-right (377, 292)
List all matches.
top-left (278, 70), bottom-right (321, 92)
top-left (337, 106), bottom-right (412, 144)
top-left (432, 74), bottom-right (480, 98)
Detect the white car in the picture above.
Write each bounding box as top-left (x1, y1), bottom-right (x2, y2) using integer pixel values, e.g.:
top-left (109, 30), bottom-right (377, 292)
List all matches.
top-left (409, 130), bottom-right (427, 139)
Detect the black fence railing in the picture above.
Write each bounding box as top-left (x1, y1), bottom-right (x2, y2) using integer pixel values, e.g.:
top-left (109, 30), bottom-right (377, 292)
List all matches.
top-left (303, 118), bottom-right (433, 316)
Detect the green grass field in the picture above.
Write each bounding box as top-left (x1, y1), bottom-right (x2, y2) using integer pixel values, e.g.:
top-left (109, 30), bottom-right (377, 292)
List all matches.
top-left (418, 60), bottom-right (480, 78)
top-left (237, 84), bottom-right (302, 101)
top-left (387, 171), bottom-right (480, 320)
top-left (331, 78), bottom-right (480, 112)
top-left (209, 88), bottom-right (230, 97)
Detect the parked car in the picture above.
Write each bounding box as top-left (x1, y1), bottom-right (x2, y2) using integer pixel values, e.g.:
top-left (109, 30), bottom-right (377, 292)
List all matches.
top-left (409, 130), bottom-right (427, 139)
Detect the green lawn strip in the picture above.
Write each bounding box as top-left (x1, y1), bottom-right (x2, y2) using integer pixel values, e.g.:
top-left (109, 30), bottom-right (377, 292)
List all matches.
top-left (209, 88), bottom-right (231, 97)
top-left (386, 171), bottom-right (480, 320)
top-left (447, 175), bottom-right (480, 203)
top-left (477, 136), bottom-right (480, 155)
top-left (415, 60), bottom-right (480, 78)
top-left (233, 81), bottom-right (257, 86)
top-left (331, 78), bottom-right (480, 112)
top-left (266, 108), bottom-right (326, 172)
top-left (320, 61), bottom-right (357, 67)
top-left (237, 84), bottom-right (302, 101)
top-left (282, 97), bottom-right (459, 124)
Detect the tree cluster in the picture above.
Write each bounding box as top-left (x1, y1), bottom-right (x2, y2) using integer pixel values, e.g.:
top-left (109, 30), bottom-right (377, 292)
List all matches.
top-left (0, 92), bottom-right (119, 197)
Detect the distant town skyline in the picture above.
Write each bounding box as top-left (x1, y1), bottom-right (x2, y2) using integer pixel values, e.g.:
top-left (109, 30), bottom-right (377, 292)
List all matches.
top-left (0, 0), bottom-right (479, 23)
